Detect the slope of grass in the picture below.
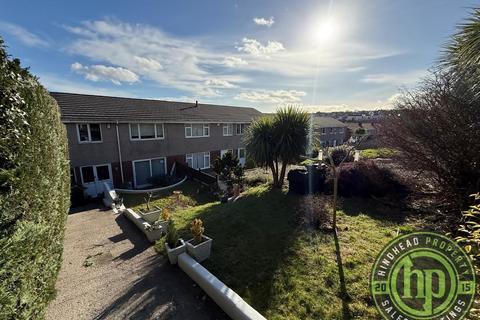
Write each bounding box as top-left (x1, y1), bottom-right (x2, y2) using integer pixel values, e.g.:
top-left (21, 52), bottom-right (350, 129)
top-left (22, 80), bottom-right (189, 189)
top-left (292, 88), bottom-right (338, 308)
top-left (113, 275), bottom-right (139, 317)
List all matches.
top-left (120, 180), bottom-right (216, 213)
top-left (160, 184), bottom-right (418, 319)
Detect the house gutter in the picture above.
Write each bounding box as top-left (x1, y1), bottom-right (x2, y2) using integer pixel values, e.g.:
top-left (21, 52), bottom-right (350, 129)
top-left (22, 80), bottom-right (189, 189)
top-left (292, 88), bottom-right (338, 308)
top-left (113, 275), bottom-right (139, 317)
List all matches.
top-left (115, 121), bottom-right (124, 183)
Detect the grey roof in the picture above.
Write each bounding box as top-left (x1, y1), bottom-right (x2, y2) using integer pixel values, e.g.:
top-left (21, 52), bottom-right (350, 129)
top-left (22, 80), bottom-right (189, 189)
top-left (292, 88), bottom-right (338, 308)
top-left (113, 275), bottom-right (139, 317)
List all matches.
top-left (51, 92), bottom-right (262, 123)
top-left (312, 116), bottom-right (346, 128)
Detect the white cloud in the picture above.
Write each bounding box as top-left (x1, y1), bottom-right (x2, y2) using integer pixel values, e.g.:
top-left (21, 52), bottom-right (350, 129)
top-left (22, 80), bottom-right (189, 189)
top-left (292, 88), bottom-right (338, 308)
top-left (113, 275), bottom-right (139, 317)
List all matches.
top-left (0, 21), bottom-right (48, 47)
top-left (236, 38), bottom-right (285, 57)
top-left (64, 19), bottom-right (244, 96)
top-left (235, 89), bottom-right (306, 104)
top-left (222, 56), bottom-right (248, 68)
top-left (71, 62), bottom-right (139, 85)
top-left (360, 70), bottom-right (426, 86)
top-left (39, 73), bottom-right (132, 97)
top-left (205, 79), bottom-right (236, 88)
top-left (253, 17), bottom-right (274, 27)
top-left (134, 56), bottom-right (163, 71)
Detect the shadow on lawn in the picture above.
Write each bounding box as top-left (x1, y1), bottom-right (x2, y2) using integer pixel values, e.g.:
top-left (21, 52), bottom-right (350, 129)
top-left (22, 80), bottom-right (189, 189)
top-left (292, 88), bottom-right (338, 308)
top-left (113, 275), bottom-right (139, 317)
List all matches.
top-left (334, 230), bottom-right (352, 320)
top-left (340, 196), bottom-right (412, 223)
top-left (174, 185), bottom-right (302, 314)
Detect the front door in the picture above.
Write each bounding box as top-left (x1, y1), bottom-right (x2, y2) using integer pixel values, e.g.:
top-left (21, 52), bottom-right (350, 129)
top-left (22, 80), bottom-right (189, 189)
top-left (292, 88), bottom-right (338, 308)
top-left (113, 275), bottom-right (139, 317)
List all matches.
top-left (80, 164), bottom-right (113, 197)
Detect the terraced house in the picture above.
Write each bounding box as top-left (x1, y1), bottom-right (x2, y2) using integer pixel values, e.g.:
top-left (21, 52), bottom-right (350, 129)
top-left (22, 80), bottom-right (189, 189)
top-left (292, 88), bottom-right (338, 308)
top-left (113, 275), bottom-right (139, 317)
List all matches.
top-left (52, 92), bottom-right (261, 197)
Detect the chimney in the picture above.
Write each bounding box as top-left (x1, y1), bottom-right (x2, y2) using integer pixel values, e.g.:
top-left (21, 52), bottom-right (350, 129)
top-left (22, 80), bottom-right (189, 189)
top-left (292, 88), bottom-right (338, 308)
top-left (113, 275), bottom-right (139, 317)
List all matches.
top-left (195, 100), bottom-right (198, 107)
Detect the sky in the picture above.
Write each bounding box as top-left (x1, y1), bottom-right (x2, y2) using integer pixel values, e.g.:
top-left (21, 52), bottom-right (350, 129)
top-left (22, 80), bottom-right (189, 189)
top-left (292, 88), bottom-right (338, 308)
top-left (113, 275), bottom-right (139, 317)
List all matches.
top-left (0, 0), bottom-right (478, 112)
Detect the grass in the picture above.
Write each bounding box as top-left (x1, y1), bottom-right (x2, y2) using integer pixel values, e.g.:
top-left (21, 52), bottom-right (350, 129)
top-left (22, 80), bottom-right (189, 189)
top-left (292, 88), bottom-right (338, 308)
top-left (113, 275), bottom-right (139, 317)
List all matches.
top-left (119, 180), bottom-right (216, 213)
top-left (360, 148), bottom-right (396, 159)
top-left (155, 183), bottom-right (420, 319)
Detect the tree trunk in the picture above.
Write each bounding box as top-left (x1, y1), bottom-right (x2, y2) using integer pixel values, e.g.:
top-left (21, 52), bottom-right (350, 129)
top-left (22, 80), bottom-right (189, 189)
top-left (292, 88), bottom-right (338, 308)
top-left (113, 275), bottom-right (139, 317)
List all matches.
top-left (332, 170), bottom-right (338, 230)
top-left (269, 163), bottom-right (278, 187)
top-left (278, 162), bottom-right (288, 188)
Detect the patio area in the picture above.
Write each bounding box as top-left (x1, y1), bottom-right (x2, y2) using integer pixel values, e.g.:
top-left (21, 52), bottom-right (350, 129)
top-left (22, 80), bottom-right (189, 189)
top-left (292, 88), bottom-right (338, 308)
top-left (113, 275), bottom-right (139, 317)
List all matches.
top-left (46, 206), bottom-right (227, 320)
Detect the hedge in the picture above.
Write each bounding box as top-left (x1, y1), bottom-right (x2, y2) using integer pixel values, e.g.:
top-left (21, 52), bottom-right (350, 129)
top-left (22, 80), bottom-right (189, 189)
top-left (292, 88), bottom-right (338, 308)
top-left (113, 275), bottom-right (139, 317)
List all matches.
top-left (0, 38), bottom-right (70, 319)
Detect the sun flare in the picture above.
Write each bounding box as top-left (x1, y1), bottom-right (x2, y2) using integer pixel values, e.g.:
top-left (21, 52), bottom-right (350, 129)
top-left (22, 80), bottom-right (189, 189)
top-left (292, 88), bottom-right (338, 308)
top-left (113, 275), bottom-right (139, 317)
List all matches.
top-left (313, 18), bottom-right (339, 44)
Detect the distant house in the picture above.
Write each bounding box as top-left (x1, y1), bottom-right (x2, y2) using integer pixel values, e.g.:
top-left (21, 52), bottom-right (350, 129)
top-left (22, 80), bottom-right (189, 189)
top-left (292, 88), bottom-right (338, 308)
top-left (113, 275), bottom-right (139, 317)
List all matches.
top-left (312, 116), bottom-right (347, 147)
top-left (346, 122), bottom-right (379, 148)
top-left (52, 92), bottom-right (262, 197)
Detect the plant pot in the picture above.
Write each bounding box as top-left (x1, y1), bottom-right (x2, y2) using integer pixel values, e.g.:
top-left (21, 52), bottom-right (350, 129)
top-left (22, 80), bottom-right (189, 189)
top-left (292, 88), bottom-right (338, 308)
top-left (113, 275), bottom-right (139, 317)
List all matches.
top-left (165, 239), bottom-right (186, 264)
top-left (157, 219), bottom-right (169, 234)
top-left (186, 235), bottom-right (213, 262)
top-left (139, 209), bottom-right (162, 224)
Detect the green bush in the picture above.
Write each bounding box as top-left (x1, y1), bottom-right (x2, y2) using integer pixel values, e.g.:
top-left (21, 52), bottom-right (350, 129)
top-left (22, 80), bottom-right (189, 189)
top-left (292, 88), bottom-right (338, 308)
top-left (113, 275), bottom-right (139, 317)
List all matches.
top-left (329, 146), bottom-right (353, 166)
top-left (0, 38), bottom-right (70, 319)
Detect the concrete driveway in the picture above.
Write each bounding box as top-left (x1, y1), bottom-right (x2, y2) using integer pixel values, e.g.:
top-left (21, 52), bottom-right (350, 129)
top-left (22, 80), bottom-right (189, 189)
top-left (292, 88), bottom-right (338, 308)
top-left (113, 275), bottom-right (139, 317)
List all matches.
top-left (46, 206), bottom-right (228, 320)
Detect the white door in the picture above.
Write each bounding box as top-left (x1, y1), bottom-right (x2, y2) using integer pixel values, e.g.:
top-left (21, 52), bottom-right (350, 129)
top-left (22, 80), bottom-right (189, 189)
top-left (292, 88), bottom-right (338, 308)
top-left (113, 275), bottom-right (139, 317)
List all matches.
top-left (237, 148), bottom-right (246, 166)
top-left (80, 164), bottom-right (113, 198)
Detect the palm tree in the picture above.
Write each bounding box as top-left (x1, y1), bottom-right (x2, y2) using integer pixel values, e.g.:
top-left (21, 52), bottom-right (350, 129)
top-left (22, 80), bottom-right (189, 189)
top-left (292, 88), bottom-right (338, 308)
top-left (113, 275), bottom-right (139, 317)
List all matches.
top-left (273, 107), bottom-right (309, 187)
top-left (244, 116), bottom-right (279, 186)
top-left (244, 106), bottom-right (309, 188)
top-left (443, 8), bottom-right (480, 70)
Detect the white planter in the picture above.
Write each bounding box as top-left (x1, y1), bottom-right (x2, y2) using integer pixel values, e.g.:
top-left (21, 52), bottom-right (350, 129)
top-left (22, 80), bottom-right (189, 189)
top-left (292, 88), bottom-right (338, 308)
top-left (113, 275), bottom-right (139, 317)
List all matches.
top-left (139, 209), bottom-right (162, 224)
top-left (186, 236), bottom-right (213, 262)
top-left (157, 220), bottom-right (169, 234)
top-left (165, 239), bottom-right (186, 264)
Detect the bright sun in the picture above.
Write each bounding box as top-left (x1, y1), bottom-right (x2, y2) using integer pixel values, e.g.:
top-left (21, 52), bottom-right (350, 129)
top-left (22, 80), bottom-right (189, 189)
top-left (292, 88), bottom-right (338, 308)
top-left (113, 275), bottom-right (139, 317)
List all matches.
top-left (313, 18), bottom-right (338, 44)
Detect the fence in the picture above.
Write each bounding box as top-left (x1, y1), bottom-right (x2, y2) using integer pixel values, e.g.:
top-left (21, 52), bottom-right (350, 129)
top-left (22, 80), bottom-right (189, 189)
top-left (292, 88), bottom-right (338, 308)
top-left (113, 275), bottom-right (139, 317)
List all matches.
top-left (175, 161), bottom-right (217, 185)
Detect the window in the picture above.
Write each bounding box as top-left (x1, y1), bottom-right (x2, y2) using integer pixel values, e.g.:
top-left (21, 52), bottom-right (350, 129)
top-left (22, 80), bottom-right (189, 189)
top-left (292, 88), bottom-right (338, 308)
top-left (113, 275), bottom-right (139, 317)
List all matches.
top-left (320, 128), bottom-right (326, 135)
top-left (238, 148), bottom-right (245, 158)
top-left (221, 149), bottom-right (234, 158)
top-left (133, 157), bottom-right (167, 187)
top-left (223, 123), bottom-right (233, 136)
top-left (81, 166), bottom-right (95, 183)
top-left (329, 128), bottom-right (333, 133)
top-left (70, 168), bottom-right (77, 185)
top-left (236, 123), bottom-right (246, 135)
top-left (77, 124), bottom-right (102, 143)
top-left (186, 152), bottom-right (210, 169)
top-left (185, 123), bottom-right (209, 138)
top-left (129, 123), bottom-right (164, 140)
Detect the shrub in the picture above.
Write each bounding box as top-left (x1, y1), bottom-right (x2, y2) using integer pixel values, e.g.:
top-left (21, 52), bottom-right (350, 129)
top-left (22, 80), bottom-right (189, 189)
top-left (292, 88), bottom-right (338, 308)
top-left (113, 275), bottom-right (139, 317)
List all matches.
top-left (165, 219), bottom-right (179, 248)
top-left (325, 160), bottom-right (406, 198)
top-left (190, 218), bottom-right (204, 244)
top-left (329, 146), bottom-right (354, 166)
top-left (379, 69), bottom-right (480, 214)
top-left (455, 193), bottom-right (480, 274)
top-left (213, 151), bottom-right (244, 184)
top-left (0, 39), bottom-right (70, 319)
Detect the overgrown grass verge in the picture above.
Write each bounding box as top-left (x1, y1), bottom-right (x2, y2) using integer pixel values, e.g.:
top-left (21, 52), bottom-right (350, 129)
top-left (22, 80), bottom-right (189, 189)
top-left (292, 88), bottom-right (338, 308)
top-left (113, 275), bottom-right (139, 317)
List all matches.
top-left (156, 183), bottom-right (419, 319)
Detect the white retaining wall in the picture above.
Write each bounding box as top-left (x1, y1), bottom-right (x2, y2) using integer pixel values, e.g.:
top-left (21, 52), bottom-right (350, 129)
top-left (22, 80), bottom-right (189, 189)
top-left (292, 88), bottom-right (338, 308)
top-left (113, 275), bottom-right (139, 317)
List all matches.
top-left (178, 253), bottom-right (267, 320)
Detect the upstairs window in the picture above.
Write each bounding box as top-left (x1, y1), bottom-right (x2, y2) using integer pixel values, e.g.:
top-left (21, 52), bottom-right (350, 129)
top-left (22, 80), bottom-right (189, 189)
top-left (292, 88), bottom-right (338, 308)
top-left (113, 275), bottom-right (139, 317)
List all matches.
top-left (320, 128), bottom-right (326, 135)
top-left (185, 123), bottom-right (209, 138)
top-left (130, 123), bottom-right (164, 140)
top-left (236, 123), bottom-right (246, 135)
top-left (77, 124), bottom-right (102, 143)
top-left (223, 123), bottom-right (233, 136)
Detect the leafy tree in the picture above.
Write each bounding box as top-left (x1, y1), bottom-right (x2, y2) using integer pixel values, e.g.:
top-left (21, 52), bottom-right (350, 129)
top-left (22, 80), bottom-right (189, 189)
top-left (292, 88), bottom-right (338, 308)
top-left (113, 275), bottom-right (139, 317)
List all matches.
top-left (0, 37), bottom-right (70, 319)
top-left (212, 151), bottom-right (244, 184)
top-left (244, 107), bottom-right (309, 188)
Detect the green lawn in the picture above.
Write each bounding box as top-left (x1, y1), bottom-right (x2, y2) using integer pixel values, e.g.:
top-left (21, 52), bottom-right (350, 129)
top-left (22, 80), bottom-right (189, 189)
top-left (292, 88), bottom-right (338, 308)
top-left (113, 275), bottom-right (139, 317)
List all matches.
top-left (360, 148), bottom-right (396, 159)
top-left (119, 180), bottom-right (216, 213)
top-left (156, 183), bottom-right (420, 319)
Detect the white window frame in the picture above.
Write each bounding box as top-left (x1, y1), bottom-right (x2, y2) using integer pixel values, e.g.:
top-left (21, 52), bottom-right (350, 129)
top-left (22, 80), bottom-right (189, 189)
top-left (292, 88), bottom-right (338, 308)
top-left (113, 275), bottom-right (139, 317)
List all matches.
top-left (238, 148), bottom-right (246, 159)
top-left (132, 157), bottom-right (167, 188)
top-left (236, 123), bottom-right (246, 135)
top-left (185, 151), bottom-right (210, 169)
top-left (79, 163), bottom-right (112, 184)
top-left (223, 123), bottom-right (233, 136)
top-left (185, 123), bottom-right (210, 138)
top-left (76, 123), bottom-right (103, 144)
top-left (129, 123), bottom-right (164, 141)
